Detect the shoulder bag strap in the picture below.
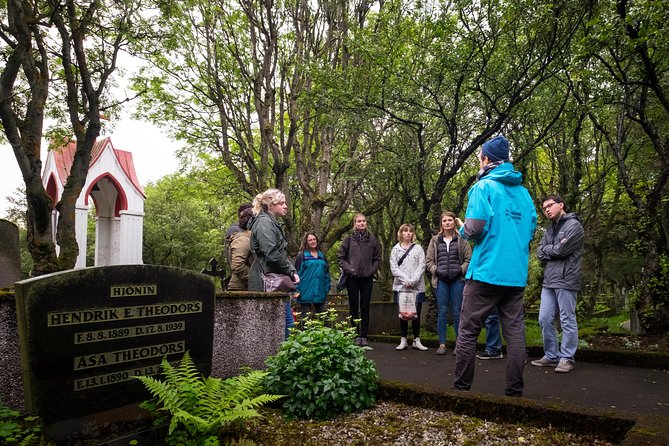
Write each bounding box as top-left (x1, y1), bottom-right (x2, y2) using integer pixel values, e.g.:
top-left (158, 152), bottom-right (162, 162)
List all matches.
top-left (397, 243), bottom-right (415, 266)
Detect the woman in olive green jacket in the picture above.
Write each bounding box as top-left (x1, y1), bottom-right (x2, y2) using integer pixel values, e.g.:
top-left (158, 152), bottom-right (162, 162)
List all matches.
top-left (248, 189), bottom-right (299, 338)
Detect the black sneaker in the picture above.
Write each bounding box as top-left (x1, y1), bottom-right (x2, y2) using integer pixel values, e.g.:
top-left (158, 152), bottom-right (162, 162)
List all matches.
top-left (476, 351), bottom-right (504, 360)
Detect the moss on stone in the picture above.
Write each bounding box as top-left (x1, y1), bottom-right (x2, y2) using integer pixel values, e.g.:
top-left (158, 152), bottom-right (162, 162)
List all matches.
top-left (375, 380), bottom-right (669, 446)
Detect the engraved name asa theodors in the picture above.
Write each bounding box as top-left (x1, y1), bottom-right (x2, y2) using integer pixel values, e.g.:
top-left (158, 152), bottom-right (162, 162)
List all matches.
top-left (15, 265), bottom-right (215, 423)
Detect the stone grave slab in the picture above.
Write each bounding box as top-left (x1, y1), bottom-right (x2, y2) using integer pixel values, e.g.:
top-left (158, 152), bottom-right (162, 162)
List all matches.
top-left (15, 265), bottom-right (215, 424)
top-left (0, 219), bottom-right (21, 288)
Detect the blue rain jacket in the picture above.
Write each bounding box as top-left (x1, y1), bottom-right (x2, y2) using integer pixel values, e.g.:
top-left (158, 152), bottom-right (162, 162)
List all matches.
top-left (295, 250), bottom-right (331, 304)
top-left (459, 163), bottom-right (537, 287)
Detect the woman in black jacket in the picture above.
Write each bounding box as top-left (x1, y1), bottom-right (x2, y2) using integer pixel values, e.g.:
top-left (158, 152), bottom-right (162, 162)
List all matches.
top-left (337, 213), bottom-right (381, 348)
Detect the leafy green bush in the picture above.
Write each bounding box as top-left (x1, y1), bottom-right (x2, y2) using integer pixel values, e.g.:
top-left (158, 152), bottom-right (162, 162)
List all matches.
top-left (264, 310), bottom-right (378, 420)
top-left (137, 352), bottom-right (282, 446)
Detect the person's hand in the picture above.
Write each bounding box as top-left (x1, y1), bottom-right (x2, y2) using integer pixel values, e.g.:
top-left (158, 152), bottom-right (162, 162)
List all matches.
top-left (292, 273), bottom-right (300, 284)
top-left (403, 281), bottom-right (412, 288)
top-left (455, 217), bottom-right (464, 229)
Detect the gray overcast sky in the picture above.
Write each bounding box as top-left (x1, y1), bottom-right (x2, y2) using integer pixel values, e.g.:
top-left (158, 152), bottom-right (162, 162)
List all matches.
top-left (0, 51), bottom-right (182, 217)
top-left (0, 113), bottom-right (180, 217)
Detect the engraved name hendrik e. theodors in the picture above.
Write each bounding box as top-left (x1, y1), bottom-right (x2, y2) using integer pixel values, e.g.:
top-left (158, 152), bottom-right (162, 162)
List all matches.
top-left (47, 301), bottom-right (203, 327)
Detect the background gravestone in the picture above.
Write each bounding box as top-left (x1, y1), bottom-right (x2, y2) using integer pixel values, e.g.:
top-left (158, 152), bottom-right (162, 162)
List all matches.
top-left (212, 293), bottom-right (285, 377)
top-left (0, 219), bottom-right (21, 289)
top-left (15, 265), bottom-right (215, 428)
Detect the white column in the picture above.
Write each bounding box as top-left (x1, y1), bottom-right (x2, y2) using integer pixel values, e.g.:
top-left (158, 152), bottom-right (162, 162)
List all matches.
top-left (95, 216), bottom-right (113, 266)
top-left (119, 210), bottom-right (144, 264)
top-left (51, 209), bottom-right (59, 255)
top-left (74, 206), bottom-right (89, 268)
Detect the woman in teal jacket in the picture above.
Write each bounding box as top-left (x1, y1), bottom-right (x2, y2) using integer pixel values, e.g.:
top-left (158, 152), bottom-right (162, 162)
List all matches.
top-left (295, 232), bottom-right (331, 327)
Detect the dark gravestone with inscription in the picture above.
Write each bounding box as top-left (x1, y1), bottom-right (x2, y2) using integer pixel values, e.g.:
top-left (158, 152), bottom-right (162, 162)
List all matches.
top-left (15, 265), bottom-right (215, 430)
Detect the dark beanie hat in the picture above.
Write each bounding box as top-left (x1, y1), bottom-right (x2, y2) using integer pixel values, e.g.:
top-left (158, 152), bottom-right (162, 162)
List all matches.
top-left (482, 135), bottom-right (510, 162)
top-left (237, 203), bottom-right (252, 215)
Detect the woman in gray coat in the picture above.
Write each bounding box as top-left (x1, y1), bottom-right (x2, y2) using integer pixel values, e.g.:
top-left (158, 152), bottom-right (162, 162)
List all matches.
top-left (248, 189), bottom-right (300, 338)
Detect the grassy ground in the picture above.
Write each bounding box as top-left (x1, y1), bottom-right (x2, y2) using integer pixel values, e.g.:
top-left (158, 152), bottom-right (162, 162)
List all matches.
top-left (418, 313), bottom-right (632, 347)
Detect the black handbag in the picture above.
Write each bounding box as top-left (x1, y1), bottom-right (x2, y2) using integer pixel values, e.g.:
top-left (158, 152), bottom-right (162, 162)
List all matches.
top-left (336, 268), bottom-right (348, 291)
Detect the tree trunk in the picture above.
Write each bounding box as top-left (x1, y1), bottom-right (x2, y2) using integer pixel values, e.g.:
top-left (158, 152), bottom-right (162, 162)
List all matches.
top-left (25, 180), bottom-right (59, 276)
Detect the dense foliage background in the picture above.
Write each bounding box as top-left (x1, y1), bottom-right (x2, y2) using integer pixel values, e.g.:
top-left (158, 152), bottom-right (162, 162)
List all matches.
top-left (2, 0), bottom-right (668, 332)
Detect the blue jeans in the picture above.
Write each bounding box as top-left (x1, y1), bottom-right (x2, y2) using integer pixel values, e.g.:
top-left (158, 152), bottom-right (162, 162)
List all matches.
top-left (285, 300), bottom-right (295, 339)
top-left (538, 287), bottom-right (578, 361)
top-left (484, 308), bottom-right (503, 355)
top-left (436, 279), bottom-right (465, 344)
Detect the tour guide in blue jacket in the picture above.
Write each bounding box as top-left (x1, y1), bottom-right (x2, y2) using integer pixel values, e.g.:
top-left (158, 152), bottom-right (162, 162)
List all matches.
top-left (453, 135), bottom-right (537, 397)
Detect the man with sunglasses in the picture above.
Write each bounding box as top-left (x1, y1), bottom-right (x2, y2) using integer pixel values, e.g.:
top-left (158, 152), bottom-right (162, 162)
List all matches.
top-left (531, 195), bottom-right (585, 373)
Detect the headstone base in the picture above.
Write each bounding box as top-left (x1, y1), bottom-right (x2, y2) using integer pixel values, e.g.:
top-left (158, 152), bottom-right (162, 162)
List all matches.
top-left (43, 402), bottom-right (155, 444)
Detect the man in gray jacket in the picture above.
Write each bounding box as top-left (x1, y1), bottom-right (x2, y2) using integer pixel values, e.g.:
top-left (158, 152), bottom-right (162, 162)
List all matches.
top-left (531, 195), bottom-right (585, 373)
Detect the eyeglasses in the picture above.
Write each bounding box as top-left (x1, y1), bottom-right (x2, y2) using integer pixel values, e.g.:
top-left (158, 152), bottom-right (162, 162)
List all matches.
top-left (542, 202), bottom-right (558, 212)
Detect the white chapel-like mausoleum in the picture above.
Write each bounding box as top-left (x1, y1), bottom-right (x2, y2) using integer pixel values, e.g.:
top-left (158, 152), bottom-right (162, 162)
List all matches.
top-left (42, 137), bottom-right (145, 268)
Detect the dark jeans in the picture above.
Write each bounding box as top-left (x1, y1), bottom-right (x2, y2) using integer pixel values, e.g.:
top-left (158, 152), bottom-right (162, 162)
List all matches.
top-left (454, 280), bottom-right (527, 397)
top-left (299, 302), bottom-right (327, 329)
top-left (346, 276), bottom-right (373, 338)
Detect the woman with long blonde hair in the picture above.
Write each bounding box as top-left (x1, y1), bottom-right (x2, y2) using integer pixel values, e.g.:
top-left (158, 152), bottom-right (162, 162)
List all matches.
top-left (425, 211), bottom-right (472, 355)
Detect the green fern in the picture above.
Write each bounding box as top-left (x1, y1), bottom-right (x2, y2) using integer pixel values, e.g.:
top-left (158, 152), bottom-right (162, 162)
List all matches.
top-left (136, 352), bottom-right (283, 442)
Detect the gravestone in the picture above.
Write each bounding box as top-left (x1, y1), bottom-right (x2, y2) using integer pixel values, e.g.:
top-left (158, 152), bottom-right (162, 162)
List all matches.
top-left (212, 292), bottom-right (286, 377)
top-left (0, 219), bottom-right (21, 289)
top-left (15, 265), bottom-right (215, 439)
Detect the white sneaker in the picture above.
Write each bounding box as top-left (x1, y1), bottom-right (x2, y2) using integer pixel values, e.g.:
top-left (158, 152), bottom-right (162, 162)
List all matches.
top-left (531, 356), bottom-right (559, 367)
top-left (412, 338), bottom-right (428, 351)
top-left (555, 358), bottom-right (574, 373)
top-left (396, 337), bottom-right (408, 350)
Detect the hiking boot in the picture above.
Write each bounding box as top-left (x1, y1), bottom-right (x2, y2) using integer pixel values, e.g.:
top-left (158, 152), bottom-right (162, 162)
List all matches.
top-left (531, 356), bottom-right (559, 367)
top-left (359, 338), bottom-right (373, 349)
top-left (477, 351), bottom-right (504, 360)
top-left (435, 345), bottom-right (447, 355)
top-left (555, 358), bottom-right (574, 373)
